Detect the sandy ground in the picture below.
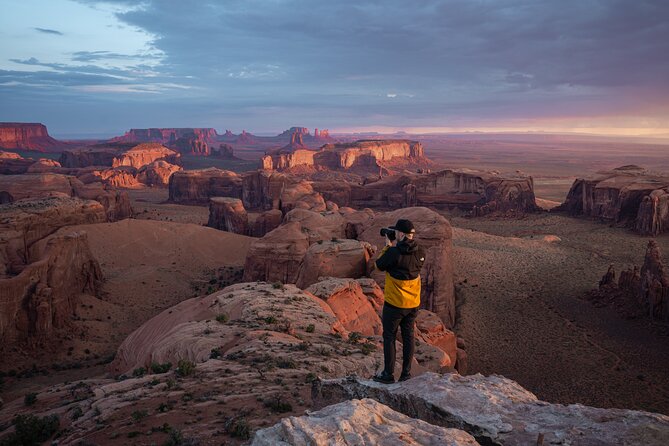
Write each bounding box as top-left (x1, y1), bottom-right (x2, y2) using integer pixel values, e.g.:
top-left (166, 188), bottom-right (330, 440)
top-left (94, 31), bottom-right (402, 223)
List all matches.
top-left (128, 188), bottom-right (210, 225)
top-left (2, 218), bottom-right (252, 401)
top-left (447, 211), bottom-right (669, 414)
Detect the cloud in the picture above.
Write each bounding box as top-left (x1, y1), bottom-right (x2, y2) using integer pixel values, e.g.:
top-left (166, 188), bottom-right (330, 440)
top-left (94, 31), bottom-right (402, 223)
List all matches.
top-left (7, 0), bottom-right (669, 132)
top-left (34, 27), bottom-right (63, 36)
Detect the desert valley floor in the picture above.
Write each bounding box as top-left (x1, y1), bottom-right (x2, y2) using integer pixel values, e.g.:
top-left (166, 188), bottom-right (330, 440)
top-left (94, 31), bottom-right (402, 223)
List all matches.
top-left (5, 187), bottom-right (668, 417)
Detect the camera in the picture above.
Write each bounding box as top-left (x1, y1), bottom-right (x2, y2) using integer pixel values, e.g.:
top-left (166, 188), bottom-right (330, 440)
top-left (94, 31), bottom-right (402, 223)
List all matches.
top-left (379, 227), bottom-right (396, 241)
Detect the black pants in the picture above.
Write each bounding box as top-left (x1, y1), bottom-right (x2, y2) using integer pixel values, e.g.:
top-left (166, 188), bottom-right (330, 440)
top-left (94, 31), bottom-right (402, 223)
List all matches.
top-left (382, 303), bottom-right (419, 377)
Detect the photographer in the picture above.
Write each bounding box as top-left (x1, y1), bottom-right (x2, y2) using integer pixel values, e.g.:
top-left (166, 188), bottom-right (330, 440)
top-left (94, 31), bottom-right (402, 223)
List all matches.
top-left (373, 218), bottom-right (426, 384)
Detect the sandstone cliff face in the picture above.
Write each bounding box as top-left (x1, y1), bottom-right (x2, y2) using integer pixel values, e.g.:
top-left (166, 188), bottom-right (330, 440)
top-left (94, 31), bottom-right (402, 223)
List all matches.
top-left (640, 241), bottom-right (669, 321)
top-left (136, 160), bottom-right (182, 186)
top-left (0, 231), bottom-right (102, 346)
top-left (556, 166), bottom-right (669, 235)
top-left (312, 168), bottom-right (538, 213)
top-left (0, 123), bottom-right (64, 152)
top-left (260, 139), bottom-right (424, 172)
top-left (0, 197), bottom-right (106, 278)
top-left (168, 168), bottom-right (243, 204)
top-left (60, 143), bottom-right (180, 169)
top-left (313, 374), bottom-right (669, 446)
top-left (207, 197), bottom-right (249, 235)
top-left (295, 240), bottom-right (375, 289)
top-left (59, 147), bottom-right (120, 168)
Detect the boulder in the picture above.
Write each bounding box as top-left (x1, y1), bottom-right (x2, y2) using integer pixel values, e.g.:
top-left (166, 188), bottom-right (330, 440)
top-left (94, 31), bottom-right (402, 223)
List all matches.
top-left (314, 373), bottom-right (669, 446)
top-left (306, 278), bottom-right (383, 336)
top-left (242, 222), bottom-right (310, 283)
top-left (207, 197), bottom-right (249, 235)
top-left (251, 398), bottom-right (478, 446)
top-left (283, 208), bottom-right (346, 244)
top-left (296, 239), bottom-right (374, 289)
top-left (415, 309), bottom-right (457, 367)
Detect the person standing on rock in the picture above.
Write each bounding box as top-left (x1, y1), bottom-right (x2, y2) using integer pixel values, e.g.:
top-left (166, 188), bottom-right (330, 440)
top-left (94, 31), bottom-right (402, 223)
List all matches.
top-left (373, 218), bottom-right (426, 384)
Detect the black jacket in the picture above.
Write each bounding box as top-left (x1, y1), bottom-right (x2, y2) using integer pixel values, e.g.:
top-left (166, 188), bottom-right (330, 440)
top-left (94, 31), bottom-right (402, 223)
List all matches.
top-left (375, 238), bottom-right (426, 280)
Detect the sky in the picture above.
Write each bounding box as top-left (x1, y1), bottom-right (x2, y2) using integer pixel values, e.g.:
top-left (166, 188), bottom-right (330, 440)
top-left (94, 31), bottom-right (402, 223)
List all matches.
top-left (0, 0), bottom-right (668, 137)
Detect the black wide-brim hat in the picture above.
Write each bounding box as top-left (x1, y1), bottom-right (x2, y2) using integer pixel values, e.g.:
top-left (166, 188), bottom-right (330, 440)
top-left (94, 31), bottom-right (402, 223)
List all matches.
top-left (389, 219), bottom-right (415, 234)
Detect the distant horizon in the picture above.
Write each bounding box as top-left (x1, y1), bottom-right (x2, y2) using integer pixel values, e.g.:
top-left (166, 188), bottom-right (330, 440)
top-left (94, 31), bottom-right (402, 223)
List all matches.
top-left (2, 1), bottom-right (667, 139)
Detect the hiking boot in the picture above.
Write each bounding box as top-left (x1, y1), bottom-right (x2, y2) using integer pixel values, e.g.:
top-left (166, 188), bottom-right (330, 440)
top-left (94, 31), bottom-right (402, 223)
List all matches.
top-left (398, 372), bottom-right (412, 382)
top-left (372, 372), bottom-right (395, 384)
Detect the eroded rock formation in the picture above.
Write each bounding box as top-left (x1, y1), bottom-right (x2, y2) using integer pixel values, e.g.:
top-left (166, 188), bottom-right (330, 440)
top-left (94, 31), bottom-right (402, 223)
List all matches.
top-left (110, 128), bottom-right (218, 148)
top-left (60, 143), bottom-right (180, 169)
top-left (260, 139), bottom-right (425, 172)
top-left (313, 374), bottom-right (669, 446)
top-left (168, 168), bottom-right (243, 204)
top-left (0, 123), bottom-right (65, 152)
top-left (0, 173), bottom-right (132, 221)
top-left (207, 197), bottom-right (249, 235)
top-left (295, 240), bottom-right (375, 289)
top-left (556, 166), bottom-right (669, 235)
top-left (640, 241), bottom-right (669, 321)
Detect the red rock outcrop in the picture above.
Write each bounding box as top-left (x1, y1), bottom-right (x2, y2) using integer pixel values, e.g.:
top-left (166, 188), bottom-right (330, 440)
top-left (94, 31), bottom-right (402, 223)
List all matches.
top-left (136, 160), bottom-right (182, 186)
top-left (211, 143), bottom-right (235, 159)
top-left (640, 241), bottom-right (669, 321)
top-left (260, 139), bottom-right (424, 172)
top-left (168, 168), bottom-right (243, 204)
top-left (250, 209), bottom-right (283, 237)
top-left (0, 173), bottom-right (132, 221)
top-left (0, 230), bottom-right (102, 346)
top-left (59, 147), bottom-right (120, 168)
top-left (357, 207), bottom-right (456, 328)
top-left (110, 128), bottom-right (218, 147)
top-left (77, 167), bottom-right (141, 188)
top-left (242, 221), bottom-right (310, 283)
top-left (0, 123), bottom-right (65, 152)
top-left (314, 168), bottom-right (538, 213)
top-left (60, 143), bottom-right (181, 169)
top-left (556, 166), bottom-right (669, 235)
top-left (0, 197), bottom-right (106, 278)
top-left (242, 170), bottom-right (294, 210)
top-left (207, 197), bottom-right (249, 235)
top-left (295, 240), bottom-right (375, 289)
top-left (283, 208), bottom-right (346, 244)
top-left (111, 143), bottom-right (180, 168)
top-left (26, 158), bottom-right (61, 173)
top-left (305, 278), bottom-right (384, 336)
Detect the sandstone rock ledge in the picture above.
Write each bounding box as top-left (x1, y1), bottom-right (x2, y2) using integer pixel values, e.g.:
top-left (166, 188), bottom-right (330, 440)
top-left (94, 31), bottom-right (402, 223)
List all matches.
top-left (252, 398), bottom-right (478, 446)
top-left (313, 373), bottom-right (669, 446)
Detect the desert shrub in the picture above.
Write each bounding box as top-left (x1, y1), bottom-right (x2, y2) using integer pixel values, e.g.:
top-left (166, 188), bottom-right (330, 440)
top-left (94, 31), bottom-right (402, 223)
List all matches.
top-left (225, 418), bottom-right (251, 440)
top-left (131, 409), bottom-right (149, 422)
top-left (305, 372), bottom-right (318, 383)
top-left (263, 316), bottom-right (277, 324)
top-left (215, 313), bottom-right (229, 323)
top-left (348, 332), bottom-right (362, 344)
top-left (1, 414), bottom-right (59, 446)
top-left (23, 393), bottom-right (37, 406)
top-left (276, 358), bottom-right (297, 369)
top-left (263, 396), bottom-right (293, 413)
top-left (70, 405), bottom-right (83, 420)
top-left (272, 281), bottom-right (285, 290)
top-left (305, 324), bottom-right (315, 333)
top-left (175, 360), bottom-right (196, 377)
top-left (151, 362), bottom-right (172, 374)
top-left (132, 367), bottom-right (146, 377)
top-left (361, 342), bottom-right (377, 355)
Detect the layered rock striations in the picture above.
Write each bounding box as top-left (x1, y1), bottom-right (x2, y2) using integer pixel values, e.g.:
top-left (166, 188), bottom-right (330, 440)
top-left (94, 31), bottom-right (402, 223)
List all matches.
top-left (0, 123), bottom-right (65, 152)
top-left (556, 165), bottom-right (669, 235)
top-left (207, 197), bottom-right (249, 235)
top-left (260, 139), bottom-right (425, 172)
top-left (315, 168), bottom-right (538, 213)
